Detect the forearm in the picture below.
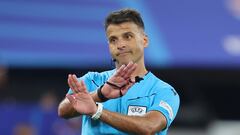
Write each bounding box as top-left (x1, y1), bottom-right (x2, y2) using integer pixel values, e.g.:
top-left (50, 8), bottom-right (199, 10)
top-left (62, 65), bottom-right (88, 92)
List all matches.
top-left (100, 110), bottom-right (165, 135)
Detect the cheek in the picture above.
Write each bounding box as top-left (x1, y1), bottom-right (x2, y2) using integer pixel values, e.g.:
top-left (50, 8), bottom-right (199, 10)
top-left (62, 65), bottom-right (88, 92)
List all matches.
top-left (134, 41), bottom-right (144, 52)
top-left (135, 46), bottom-right (144, 55)
top-left (109, 45), bottom-right (116, 55)
top-left (132, 45), bottom-right (144, 58)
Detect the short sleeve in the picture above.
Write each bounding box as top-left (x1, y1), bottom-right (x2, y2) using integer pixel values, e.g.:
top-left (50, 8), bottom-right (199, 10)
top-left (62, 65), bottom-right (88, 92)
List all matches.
top-left (148, 87), bottom-right (180, 128)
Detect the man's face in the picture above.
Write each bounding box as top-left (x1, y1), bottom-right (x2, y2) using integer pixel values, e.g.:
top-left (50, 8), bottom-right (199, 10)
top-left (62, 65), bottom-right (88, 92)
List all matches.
top-left (106, 22), bottom-right (148, 65)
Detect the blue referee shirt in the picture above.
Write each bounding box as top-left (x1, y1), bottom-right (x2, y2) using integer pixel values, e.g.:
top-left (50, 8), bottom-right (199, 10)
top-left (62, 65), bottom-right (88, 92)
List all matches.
top-left (67, 69), bottom-right (180, 135)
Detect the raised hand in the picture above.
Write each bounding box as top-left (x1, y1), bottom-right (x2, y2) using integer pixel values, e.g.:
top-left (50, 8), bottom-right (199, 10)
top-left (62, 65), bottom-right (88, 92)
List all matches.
top-left (66, 79), bottom-right (97, 116)
top-left (101, 61), bottom-right (137, 99)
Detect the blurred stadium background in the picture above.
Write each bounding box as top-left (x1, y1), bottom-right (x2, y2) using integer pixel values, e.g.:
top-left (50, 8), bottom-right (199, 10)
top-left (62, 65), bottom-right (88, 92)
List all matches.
top-left (0, 0), bottom-right (240, 135)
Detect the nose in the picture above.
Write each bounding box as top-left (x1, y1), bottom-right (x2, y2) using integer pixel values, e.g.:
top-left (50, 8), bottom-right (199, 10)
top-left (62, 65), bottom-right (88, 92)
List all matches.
top-left (117, 39), bottom-right (126, 49)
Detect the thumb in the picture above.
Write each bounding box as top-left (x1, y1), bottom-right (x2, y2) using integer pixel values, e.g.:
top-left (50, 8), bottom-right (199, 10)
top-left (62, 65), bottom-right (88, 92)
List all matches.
top-left (129, 78), bottom-right (135, 83)
top-left (66, 94), bottom-right (76, 104)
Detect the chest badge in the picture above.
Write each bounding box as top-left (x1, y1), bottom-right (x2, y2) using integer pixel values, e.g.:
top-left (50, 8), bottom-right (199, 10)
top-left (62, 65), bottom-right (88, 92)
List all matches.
top-left (127, 105), bottom-right (147, 116)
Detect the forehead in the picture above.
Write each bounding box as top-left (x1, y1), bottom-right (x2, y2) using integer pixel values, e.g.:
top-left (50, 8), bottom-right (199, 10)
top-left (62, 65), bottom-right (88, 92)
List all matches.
top-left (106, 22), bottom-right (141, 37)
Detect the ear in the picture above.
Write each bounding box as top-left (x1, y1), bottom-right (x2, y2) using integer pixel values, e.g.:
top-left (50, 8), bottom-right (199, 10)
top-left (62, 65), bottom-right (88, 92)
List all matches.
top-left (143, 34), bottom-right (149, 48)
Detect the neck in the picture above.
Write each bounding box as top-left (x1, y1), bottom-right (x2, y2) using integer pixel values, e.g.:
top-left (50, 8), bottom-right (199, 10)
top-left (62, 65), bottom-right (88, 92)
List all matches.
top-left (131, 61), bottom-right (148, 78)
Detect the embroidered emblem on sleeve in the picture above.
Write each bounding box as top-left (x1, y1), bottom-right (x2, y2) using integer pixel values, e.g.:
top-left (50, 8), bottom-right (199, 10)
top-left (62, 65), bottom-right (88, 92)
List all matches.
top-left (159, 100), bottom-right (174, 120)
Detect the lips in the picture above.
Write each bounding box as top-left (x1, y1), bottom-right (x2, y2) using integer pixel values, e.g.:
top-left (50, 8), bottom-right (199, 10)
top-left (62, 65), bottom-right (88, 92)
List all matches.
top-left (117, 51), bottom-right (131, 56)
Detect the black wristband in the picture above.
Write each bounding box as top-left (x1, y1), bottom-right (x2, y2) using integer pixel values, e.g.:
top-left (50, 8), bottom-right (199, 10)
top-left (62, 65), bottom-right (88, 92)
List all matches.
top-left (97, 84), bottom-right (109, 102)
top-left (106, 81), bottom-right (126, 89)
top-left (106, 81), bottom-right (124, 97)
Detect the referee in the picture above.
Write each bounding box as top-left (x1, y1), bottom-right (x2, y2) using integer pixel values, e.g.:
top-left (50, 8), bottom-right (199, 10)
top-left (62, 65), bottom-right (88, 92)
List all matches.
top-left (58, 8), bottom-right (180, 135)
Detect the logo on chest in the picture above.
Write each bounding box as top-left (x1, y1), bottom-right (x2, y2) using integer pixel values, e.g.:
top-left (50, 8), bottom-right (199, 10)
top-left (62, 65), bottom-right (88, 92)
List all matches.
top-left (127, 105), bottom-right (147, 116)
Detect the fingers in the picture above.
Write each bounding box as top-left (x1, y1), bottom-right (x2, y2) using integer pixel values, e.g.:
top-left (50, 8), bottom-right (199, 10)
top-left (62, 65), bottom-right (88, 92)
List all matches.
top-left (68, 74), bottom-right (79, 93)
top-left (72, 74), bottom-right (81, 92)
top-left (66, 94), bottom-right (76, 104)
top-left (72, 75), bottom-right (86, 93)
top-left (115, 61), bottom-right (137, 79)
top-left (68, 74), bottom-right (87, 94)
top-left (114, 64), bottom-right (126, 76)
top-left (80, 80), bottom-right (88, 93)
top-left (122, 62), bottom-right (137, 79)
top-left (118, 61), bottom-right (133, 77)
top-left (108, 61), bottom-right (137, 89)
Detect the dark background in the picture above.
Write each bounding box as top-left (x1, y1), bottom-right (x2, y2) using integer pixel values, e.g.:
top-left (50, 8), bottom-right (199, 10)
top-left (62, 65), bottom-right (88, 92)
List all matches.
top-left (2, 67), bottom-right (240, 123)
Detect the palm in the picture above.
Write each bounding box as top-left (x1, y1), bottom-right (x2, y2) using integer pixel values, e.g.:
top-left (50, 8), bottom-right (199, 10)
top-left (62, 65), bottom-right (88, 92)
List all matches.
top-left (67, 92), bottom-right (96, 115)
top-left (102, 62), bottom-right (137, 98)
top-left (66, 76), bottom-right (97, 116)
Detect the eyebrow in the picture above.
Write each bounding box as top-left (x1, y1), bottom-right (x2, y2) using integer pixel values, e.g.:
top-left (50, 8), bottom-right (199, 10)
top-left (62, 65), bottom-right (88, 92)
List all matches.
top-left (111, 31), bottom-right (134, 37)
top-left (123, 31), bottom-right (134, 35)
top-left (108, 35), bottom-right (117, 40)
top-left (107, 30), bottom-right (136, 39)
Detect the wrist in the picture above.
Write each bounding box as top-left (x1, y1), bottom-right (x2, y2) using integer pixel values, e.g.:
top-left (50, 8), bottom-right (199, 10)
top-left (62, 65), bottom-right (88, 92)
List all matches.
top-left (91, 102), bottom-right (103, 120)
top-left (97, 84), bottom-right (109, 102)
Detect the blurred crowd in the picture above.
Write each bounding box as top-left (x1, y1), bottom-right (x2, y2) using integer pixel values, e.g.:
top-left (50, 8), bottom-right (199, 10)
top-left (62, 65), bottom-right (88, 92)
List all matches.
top-left (0, 67), bottom-right (81, 135)
top-left (0, 91), bottom-right (82, 135)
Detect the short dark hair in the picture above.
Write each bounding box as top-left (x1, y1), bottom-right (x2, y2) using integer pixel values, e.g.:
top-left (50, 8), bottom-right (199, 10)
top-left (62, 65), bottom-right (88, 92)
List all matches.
top-left (104, 8), bottom-right (145, 31)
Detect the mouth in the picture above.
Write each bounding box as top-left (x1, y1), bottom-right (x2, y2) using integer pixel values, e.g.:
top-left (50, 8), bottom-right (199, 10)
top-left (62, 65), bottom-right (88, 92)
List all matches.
top-left (117, 51), bottom-right (131, 56)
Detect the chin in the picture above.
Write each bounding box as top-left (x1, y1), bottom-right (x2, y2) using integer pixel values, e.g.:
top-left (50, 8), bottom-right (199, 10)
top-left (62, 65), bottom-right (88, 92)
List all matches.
top-left (119, 59), bottom-right (133, 65)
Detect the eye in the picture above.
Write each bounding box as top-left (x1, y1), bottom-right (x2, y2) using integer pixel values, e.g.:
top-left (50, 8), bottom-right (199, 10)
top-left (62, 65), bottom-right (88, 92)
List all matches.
top-left (124, 33), bottom-right (133, 40)
top-left (109, 37), bottom-right (117, 44)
